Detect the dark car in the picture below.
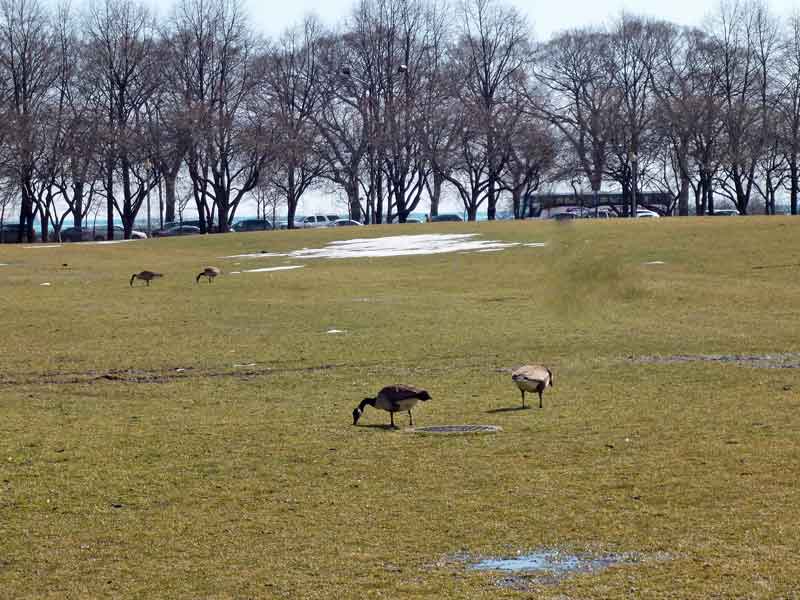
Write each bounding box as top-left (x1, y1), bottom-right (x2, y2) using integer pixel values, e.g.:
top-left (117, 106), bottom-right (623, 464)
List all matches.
top-left (233, 219), bottom-right (273, 232)
top-left (330, 219), bottom-right (363, 227)
top-left (550, 212), bottom-right (579, 221)
top-left (0, 223), bottom-right (32, 243)
top-left (56, 227), bottom-right (95, 242)
top-left (430, 214), bottom-right (463, 222)
top-left (153, 225), bottom-right (201, 237)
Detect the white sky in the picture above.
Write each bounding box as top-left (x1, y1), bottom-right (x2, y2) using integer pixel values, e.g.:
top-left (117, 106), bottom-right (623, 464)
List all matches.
top-left (241, 0), bottom-right (800, 40)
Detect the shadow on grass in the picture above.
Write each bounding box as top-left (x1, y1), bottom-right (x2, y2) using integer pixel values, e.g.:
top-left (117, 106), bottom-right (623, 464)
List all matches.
top-left (485, 406), bottom-right (532, 414)
top-left (354, 423), bottom-right (402, 430)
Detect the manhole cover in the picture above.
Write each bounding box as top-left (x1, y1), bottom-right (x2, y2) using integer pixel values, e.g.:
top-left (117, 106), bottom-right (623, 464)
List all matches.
top-left (408, 425), bottom-right (502, 434)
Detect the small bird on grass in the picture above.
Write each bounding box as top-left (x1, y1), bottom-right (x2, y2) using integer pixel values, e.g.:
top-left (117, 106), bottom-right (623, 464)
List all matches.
top-left (353, 384), bottom-right (432, 428)
top-left (196, 266), bottom-right (221, 283)
top-left (130, 270), bottom-right (163, 286)
top-left (511, 365), bottom-right (554, 409)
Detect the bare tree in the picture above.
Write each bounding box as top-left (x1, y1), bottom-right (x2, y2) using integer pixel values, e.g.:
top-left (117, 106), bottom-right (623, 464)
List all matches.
top-left (0, 0), bottom-right (58, 241)
top-left (535, 27), bottom-right (618, 213)
top-left (167, 0), bottom-right (267, 233)
top-left (779, 12), bottom-right (800, 214)
top-left (452, 0), bottom-right (531, 220)
top-left (84, 0), bottom-right (159, 238)
top-left (261, 18), bottom-right (325, 229)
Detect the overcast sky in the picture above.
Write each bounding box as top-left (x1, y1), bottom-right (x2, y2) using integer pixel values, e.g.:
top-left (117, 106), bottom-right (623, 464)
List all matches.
top-left (241, 0), bottom-right (800, 40)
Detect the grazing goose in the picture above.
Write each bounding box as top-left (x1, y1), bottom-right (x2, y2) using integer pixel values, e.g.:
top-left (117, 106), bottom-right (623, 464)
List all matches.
top-left (130, 270), bottom-right (163, 287)
top-left (511, 365), bottom-right (554, 408)
top-left (196, 266), bottom-right (221, 283)
top-left (353, 384), bottom-right (432, 428)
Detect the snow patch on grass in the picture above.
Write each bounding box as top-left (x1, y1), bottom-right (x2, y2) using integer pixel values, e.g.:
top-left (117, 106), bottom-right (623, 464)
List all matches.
top-left (242, 265), bottom-right (305, 273)
top-left (222, 234), bottom-right (544, 261)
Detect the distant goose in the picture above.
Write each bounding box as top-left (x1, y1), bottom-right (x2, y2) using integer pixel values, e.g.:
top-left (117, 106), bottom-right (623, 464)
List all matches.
top-left (353, 384), bottom-right (432, 428)
top-left (196, 266), bottom-right (221, 283)
top-left (511, 365), bottom-right (554, 408)
top-left (130, 270), bottom-right (163, 286)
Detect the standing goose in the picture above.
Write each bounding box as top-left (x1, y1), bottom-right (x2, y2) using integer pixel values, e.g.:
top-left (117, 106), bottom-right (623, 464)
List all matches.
top-left (130, 270), bottom-right (163, 286)
top-left (196, 266), bottom-right (221, 283)
top-left (511, 365), bottom-right (554, 409)
top-left (353, 384), bottom-right (432, 428)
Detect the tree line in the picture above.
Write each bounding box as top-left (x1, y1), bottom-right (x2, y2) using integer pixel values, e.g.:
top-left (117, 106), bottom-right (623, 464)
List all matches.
top-left (1, 0), bottom-right (799, 242)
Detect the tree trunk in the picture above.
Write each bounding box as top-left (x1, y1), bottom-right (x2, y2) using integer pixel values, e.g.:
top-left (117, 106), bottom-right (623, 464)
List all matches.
top-left (487, 179), bottom-right (496, 221)
top-left (164, 171), bottom-right (177, 223)
top-left (512, 188), bottom-right (523, 219)
top-left (73, 180), bottom-right (84, 231)
top-left (106, 160), bottom-right (114, 241)
top-left (429, 171), bottom-right (443, 217)
top-left (791, 154), bottom-right (798, 215)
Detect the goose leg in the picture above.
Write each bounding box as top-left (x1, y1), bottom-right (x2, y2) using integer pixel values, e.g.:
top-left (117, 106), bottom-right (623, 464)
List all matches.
top-left (408, 410), bottom-right (413, 426)
top-left (146, 279), bottom-right (150, 286)
top-left (390, 412), bottom-right (395, 428)
top-left (521, 389), bottom-right (526, 408)
top-left (538, 390), bottom-right (543, 409)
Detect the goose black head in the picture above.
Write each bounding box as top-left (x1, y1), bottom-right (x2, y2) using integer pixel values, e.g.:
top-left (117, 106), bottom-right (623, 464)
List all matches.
top-left (353, 397), bottom-right (374, 425)
top-left (547, 368), bottom-right (554, 387)
top-left (418, 390), bottom-right (432, 401)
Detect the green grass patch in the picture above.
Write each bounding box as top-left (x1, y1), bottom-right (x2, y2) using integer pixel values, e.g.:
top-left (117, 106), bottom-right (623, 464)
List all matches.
top-left (2, 218), bottom-right (800, 598)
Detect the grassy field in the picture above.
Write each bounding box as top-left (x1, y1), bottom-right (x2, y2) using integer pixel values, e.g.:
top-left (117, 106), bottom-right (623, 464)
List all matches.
top-left (1, 218), bottom-right (800, 599)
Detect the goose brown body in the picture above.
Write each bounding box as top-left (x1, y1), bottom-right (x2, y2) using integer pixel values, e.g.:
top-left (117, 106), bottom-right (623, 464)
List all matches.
top-left (130, 270), bottom-right (163, 286)
top-left (196, 266), bottom-right (221, 283)
top-left (353, 384), bottom-right (432, 428)
top-left (511, 365), bottom-right (553, 408)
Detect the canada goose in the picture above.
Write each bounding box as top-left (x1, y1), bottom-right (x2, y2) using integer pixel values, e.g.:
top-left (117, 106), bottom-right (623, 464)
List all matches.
top-left (353, 384), bottom-right (432, 428)
top-left (129, 270), bottom-right (163, 287)
top-left (511, 365), bottom-right (554, 408)
top-left (196, 266), bottom-right (221, 283)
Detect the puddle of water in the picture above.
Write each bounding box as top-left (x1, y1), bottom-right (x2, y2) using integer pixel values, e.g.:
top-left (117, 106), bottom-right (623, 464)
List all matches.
top-left (643, 260), bottom-right (666, 265)
top-left (326, 329), bottom-right (345, 334)
top-left (24, 244), bottom-right (61, 249)
top-left (40, 282), bottom-right (52, 286)
top-left (242, 265), bottom-right (304, 273)
top-left (469, 550), bottom-right (623, 575)
top-left (221, 234), bottom-right (545, 261)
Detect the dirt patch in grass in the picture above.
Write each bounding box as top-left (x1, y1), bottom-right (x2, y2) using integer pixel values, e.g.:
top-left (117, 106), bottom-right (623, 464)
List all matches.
top-left (628, 352), bottom-right (800, 368)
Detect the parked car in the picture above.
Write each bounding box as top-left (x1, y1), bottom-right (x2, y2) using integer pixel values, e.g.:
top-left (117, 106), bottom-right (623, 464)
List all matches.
top-left (550, 212), bottom-right (579, 221)
top-left (92, 225), bottom-right (148, 241)
top-left (0, 223), bottom-right (38, 243)
top-left (233, 219), bottom-right (273, 232)
top-left (152, 225), bottom-right (201, 237)
top-left (300, 215), bottom-right (340, 228)
top-left (430, 214), bottom-right (463, 222)
top-left (159, 220), bottom-right (218, 234)
top-left (587, 209), bottom-right (615, 219)
top-left (635, 209), bottom-right (661, 219)
top-left (330, 219), bottom-right (363, 227)
top-left (712, 209), bottom-right (741, 216)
